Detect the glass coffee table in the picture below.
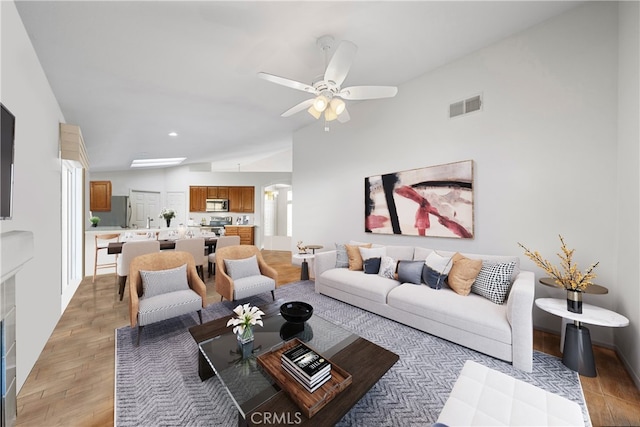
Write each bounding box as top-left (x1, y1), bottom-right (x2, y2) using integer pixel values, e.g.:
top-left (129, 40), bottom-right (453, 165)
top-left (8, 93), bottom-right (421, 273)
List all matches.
top-left (190, 301), bottom-right (398, 426)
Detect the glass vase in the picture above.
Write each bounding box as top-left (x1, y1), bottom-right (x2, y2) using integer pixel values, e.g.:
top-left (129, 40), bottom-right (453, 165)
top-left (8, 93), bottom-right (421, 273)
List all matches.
top-left (566, 289), bottom-right (583, 314)
top-left (237, 325), bottom-right (254, 344)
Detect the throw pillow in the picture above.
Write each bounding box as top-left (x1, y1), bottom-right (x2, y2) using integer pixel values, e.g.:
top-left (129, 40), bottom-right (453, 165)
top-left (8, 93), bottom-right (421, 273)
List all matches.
top-left (224, 255), bottom-right (261, 280)
top-left (335, 243), bottom-right (349, 268)
top-left (422, 265), bottom-right (447, 290)
top-left (363, 257), bottom-right (382, 274)
top-left (424, 251), bottom-right (453, 274)
top-left (345, 243), bottom-right (372, 271)
top-left (359, 246), bottom-right (386, 261)
top-left (140, 264), bottom-right (189, 298)
top-left (378, 256), bottom-right (398, 279)
top-left (397, 260), bottom-right (424, 285)
top-left (447, 253), bottom-right (483, 296)
top-left (471, 261), bottom-right (517, 304)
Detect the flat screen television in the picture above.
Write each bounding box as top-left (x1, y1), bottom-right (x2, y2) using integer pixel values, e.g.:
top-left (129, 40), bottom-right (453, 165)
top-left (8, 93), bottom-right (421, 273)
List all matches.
top-left (1, 103), bottom-right (15, 220)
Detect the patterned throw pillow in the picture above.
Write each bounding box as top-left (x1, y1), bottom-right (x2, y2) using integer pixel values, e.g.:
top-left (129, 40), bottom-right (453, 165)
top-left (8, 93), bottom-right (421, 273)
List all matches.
top-left (224, 255), bottom-right (261, 280)
top-left (363, 257), bottom-right (382, 274)
top-left (378, 256), bottom-right (398, 279)
top-left (335, 243), bottom-right (349, 268)
top-left (397, 260), bottom-right (424, 285)
top-left (471, 261), bottom-right (517, 304)
top-left (140, 264), bottom-right (189, 298)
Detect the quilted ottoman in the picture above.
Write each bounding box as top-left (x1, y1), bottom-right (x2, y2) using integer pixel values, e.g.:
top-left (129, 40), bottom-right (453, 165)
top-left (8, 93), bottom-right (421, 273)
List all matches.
top-left (437, 360), bottom-right (585, 426)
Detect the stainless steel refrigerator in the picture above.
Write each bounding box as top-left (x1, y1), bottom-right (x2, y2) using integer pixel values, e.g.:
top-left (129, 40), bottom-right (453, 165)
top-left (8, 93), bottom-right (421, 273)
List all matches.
top-left (96, 196), bottom-right (130, 228)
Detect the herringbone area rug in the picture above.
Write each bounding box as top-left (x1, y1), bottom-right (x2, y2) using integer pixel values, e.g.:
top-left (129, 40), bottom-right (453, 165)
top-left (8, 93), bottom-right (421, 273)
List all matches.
top-left (115, 280), bottom-right (590, 426)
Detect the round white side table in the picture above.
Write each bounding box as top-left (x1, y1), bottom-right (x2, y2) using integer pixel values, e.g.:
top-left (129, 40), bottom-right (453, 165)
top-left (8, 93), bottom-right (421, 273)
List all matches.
top-left (535, 298), bottom-right (629, 377)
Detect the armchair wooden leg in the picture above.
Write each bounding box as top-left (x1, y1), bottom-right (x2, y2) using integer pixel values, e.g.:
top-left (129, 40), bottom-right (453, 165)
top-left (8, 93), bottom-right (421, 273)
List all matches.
top-left (197, 310), bottom-right (203, 324)
top-left (208, 261), bottom-right (212, 277)
top-left (220, 295), bottom-right (224, 302)
top-left (118, 276), bottom-right (127, 301)
top-left (271, 290), bottom-right (275, 301)
top-left (136, 325), bottom-right (143, 346)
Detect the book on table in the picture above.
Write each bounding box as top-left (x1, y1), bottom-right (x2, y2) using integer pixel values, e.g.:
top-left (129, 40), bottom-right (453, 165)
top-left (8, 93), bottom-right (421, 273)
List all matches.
top-left (281, 342), bottom-right (332, 392)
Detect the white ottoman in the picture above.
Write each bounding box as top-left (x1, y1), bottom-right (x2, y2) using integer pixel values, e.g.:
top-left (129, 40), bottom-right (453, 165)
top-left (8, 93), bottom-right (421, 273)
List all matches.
top-left (437, 360), bottom-right (585, 426)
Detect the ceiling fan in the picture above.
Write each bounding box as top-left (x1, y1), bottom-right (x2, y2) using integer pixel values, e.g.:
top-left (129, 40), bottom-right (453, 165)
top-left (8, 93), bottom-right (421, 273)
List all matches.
top-left (258, 35), bottom-right (398, 126)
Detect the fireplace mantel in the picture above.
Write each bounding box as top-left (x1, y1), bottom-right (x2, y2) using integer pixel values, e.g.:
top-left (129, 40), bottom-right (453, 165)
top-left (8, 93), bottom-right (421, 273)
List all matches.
top-left (1, 230), bottom-right (35, 282)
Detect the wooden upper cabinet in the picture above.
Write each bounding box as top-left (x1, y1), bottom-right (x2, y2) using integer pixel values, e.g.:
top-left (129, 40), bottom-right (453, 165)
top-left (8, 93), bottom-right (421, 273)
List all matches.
top-left (229, 186), bottom-right (254, 213)
top-left (189, 186), bottom-right (207, 212)
top-left (207, 186), bottom-right (229, 199)
top-left (90, 181), bottom-right (111, 212)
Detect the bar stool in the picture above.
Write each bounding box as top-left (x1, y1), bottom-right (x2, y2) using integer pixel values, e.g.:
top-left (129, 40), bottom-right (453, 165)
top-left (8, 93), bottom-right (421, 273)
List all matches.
top-left (93, 233), bottom-right (121, 283)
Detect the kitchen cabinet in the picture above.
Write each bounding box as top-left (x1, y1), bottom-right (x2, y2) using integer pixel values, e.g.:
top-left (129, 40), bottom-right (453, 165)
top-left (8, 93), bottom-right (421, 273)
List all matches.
top-left (190, 185), bottom-right (253, 212)
top-left (225, 226), bottom-right (254, 245)
top-left (229, 186), bottom-right (254, 213)
top-left (207, 186), bottom-right (229, 199)
top-left (189, 186), bottom-right (207, 212)
top-left (90, 181), bottom-right (111, 211)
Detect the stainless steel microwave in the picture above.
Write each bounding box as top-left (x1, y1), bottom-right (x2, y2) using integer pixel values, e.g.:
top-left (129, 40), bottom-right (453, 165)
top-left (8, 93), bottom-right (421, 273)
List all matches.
top-left (206, 199), bottom-right (229, 212)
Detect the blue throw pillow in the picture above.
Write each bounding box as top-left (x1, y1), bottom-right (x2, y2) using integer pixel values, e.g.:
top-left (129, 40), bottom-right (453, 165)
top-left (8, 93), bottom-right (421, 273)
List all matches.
top-left (363, 257), bottom-right (382, 274)
top-left (397, 260), bottom-right (424, 285)
top-left (422, 264), bottom-right (447, 290)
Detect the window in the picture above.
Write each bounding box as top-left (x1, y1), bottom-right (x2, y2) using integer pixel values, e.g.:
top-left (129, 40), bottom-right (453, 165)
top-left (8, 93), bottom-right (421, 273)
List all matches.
top-left (61, 163), bottom-right (83, 310)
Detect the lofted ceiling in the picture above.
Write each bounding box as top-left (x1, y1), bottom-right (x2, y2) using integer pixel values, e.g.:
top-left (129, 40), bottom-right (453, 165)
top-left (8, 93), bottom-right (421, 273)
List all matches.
top-left (14, 1), bottom-right (581, 172)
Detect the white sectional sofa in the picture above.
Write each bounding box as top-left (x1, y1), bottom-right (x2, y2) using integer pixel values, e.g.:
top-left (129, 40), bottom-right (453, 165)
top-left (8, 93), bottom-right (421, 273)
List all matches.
top-left (314, 244), bottom-right (535, 372)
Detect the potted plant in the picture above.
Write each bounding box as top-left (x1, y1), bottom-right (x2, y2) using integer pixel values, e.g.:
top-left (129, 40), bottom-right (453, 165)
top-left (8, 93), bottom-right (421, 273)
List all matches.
top-left (159, 208), bottom-right (176, 227)
top-left (89, 216), bottom-right (100, 227)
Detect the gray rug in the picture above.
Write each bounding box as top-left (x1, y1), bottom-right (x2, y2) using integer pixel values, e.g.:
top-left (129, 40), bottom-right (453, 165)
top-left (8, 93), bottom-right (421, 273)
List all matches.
top-left (115, 280), bottom-right (590, 426)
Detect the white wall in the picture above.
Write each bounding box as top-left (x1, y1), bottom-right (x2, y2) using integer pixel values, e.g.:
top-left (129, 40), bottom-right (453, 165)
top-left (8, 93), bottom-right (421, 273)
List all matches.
top-left (294, 2), bottom-right (632, 357)
top-left (0, 1), bottom-right (65, 391)
top-left (615, 1), bottom-right (640, 387)
top-left (90, 166), bottom-right (291, 248)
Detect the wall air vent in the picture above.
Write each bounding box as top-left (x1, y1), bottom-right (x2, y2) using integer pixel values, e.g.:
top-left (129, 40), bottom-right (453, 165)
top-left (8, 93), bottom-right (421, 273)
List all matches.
top-left (449, 94), bottom-right (483, 118)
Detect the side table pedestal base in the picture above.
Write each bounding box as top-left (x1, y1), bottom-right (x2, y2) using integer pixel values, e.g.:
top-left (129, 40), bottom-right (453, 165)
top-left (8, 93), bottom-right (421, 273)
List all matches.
top-left (300, 259), bottom-right (309, 280)
top-left (562, 323), bottom-right (596, 377)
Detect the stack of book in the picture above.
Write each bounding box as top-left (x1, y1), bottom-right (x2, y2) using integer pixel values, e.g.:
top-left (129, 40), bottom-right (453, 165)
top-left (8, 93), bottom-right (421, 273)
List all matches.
top-left (281, 342), bottom-right (331, 393)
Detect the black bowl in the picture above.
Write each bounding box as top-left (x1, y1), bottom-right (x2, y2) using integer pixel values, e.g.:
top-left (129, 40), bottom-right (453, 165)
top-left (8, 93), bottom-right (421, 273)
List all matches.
top-left (280, 301), bottom-right (313, 323)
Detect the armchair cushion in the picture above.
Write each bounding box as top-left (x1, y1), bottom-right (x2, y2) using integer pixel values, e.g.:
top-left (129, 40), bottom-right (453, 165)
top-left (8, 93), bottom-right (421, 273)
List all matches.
top-left (233, 275), bottom-right (276, 300)
top-left (138, 289), bottom-right (202, 326)
top-left (224, 255), bottom-right (261, 280)
top-left (140, 264), bottom-right (189, 298)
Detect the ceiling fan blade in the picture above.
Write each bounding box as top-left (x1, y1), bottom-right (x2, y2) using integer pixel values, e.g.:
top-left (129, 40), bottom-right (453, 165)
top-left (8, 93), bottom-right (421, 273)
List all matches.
top-left (324, 40), bottom-right (357, 87)
top-left (258, 72), bottom-right (318, 94)
top-left (281, 98), bottom-right (315, 117)
top-left (337, 108), bottom-right (350, 123)
top-left (338, 85), bottom-right (398, 100)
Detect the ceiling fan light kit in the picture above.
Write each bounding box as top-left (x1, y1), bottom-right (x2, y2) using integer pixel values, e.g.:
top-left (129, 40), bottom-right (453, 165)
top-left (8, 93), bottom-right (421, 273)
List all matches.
top-left (258, 34), bottom-right (398, 127)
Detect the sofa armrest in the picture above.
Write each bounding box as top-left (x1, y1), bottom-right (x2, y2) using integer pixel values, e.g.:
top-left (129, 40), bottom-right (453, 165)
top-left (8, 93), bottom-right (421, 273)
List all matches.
top-left (506, 270), bottom-right (535, 372)
top-left (314, 250), bottom-right (337, 278)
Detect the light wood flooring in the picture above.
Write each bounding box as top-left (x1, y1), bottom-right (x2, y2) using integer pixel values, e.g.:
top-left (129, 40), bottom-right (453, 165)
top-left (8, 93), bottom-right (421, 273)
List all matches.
top-left (16, 250), bottom-right (640, 426)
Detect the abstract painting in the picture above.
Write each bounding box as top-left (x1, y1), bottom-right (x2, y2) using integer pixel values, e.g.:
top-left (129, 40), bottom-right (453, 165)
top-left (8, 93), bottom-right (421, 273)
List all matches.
top-left (365, 160), bottom-right (474, 238)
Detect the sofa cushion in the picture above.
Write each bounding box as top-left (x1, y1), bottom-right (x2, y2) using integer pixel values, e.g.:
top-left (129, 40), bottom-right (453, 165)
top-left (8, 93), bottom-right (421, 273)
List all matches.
top-left (346, 243), bottom-right (372, 271)
top-left (387, 284), bottom-right (512, 345)
top-left (335, 243), bottom-right (349, 268)
top-left (363, 257), bottom-right (382, 274)
top-left (320, 268), bottom-right (400, 304)
top-left (140, 264), bottom-right (189, 298)
top-left (397, 260), bottom-right (424, 285)
top-left (224, 255), bottom-right (261, 280)
top-left (385, 245), bottom-right (415, 261)
top-left (413, 247), bottom-right (434, 261)
top-left (448, 253), bottom-right (483, 296)
top-left (471, 261), bottom-right (517, 304)
top-left (378, 256), bottom-right (398, 279)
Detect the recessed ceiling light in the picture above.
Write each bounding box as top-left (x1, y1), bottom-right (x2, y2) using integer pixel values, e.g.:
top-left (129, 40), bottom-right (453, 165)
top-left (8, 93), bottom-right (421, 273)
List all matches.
top-left (130, 157), bottom-right (186, 168)
top-left (168, 132), bottom-right (178, 137)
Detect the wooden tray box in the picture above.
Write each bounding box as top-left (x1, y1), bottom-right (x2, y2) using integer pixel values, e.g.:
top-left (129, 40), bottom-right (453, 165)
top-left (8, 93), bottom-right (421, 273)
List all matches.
top-left (256, 338), bottom-right (352, 418)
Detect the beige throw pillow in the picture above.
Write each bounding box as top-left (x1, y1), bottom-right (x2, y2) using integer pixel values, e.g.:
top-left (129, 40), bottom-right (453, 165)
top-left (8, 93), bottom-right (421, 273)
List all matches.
top-left (345, 243), bottom-right (372, 271)
top-left (447, 252), bottom-right (483, 296)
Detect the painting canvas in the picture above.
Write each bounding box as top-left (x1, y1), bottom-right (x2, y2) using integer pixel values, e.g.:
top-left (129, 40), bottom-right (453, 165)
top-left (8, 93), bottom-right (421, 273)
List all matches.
top-left (365, 160), bottom-right (474, 239)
